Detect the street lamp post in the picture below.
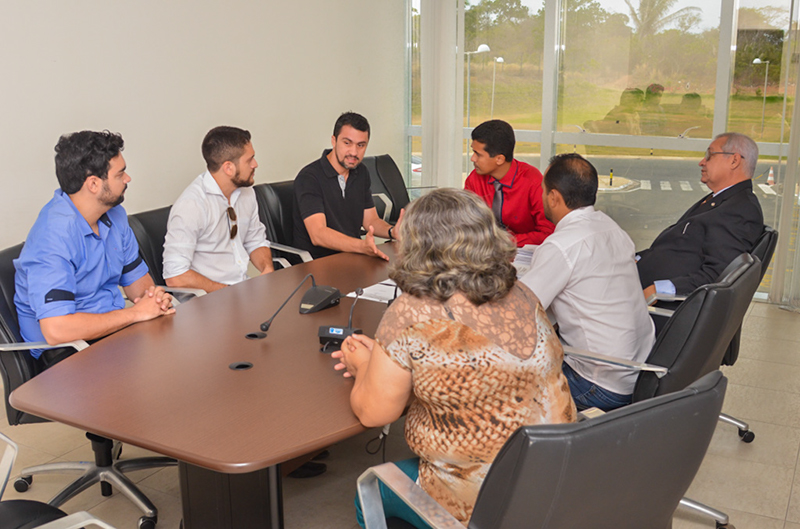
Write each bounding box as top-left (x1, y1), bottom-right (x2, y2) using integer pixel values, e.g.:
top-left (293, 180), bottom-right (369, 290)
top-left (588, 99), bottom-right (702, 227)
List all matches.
top-left (491, 57), bottom-right (504, 119)
top-left (465, 44), bottom-right (490, 128)
top-left (753, 57), bottom-right (770, 137)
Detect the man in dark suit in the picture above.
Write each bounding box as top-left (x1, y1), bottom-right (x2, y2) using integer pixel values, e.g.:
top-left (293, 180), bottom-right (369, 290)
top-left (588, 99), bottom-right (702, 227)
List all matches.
top-left (638, 132), bottom-right (763, 298)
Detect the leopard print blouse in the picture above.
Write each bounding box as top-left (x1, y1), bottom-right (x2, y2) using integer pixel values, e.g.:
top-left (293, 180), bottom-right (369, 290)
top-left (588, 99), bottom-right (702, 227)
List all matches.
top-left (376, 283), bottom-right (576, 525)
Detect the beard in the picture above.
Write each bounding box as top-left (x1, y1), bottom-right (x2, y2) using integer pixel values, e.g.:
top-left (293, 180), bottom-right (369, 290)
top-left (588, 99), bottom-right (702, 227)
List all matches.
top-left (100, 182), bottom-right (125, 208)
top-left (232, 166), bottom-right (254, 188)
top-left (337, 153), bottom-right (361, 171)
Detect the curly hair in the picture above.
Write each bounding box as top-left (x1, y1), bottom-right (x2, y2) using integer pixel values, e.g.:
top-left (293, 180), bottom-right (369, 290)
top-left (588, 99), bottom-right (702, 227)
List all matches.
top-left (390, 188), bottom-right (517, 305)
top-left (54, 130), bottom-right (124, 194)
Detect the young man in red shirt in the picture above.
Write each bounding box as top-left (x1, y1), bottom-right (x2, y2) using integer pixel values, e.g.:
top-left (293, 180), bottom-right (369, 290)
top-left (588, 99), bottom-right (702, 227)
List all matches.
top-left (464, 120), bottom-right (554, 246)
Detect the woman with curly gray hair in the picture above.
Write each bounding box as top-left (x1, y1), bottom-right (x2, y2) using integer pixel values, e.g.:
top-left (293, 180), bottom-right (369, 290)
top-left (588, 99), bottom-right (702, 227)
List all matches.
top-left (333, 188), bottom-right (575, 528)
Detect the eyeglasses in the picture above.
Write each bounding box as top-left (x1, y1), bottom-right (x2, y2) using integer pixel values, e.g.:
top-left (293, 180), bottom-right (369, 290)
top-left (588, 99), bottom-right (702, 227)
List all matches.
top-left (704, 151), bottom-right (743, 161)
top-left (226, 207), bottom-right (238, 239)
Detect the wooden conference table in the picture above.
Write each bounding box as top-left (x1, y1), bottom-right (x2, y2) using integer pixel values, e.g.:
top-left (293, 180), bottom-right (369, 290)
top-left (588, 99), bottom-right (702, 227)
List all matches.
top-left (10, 245), bottom-right (396, 528)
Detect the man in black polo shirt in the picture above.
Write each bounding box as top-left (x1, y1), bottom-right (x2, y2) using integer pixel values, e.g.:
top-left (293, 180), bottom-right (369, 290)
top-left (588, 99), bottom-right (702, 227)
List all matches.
top-left (293, 112), bottom-right (398, 260)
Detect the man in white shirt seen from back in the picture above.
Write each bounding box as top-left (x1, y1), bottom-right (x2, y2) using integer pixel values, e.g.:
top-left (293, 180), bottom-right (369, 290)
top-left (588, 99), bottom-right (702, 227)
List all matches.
top-left (521, 153), bottom-right (655, 411)
top-left (163, 126), bottom-right (274, 292)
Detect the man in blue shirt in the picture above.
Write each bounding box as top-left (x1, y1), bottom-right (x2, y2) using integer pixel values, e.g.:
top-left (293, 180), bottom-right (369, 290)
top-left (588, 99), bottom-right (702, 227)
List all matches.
top-left (15, 130), bottom-right (174, 367)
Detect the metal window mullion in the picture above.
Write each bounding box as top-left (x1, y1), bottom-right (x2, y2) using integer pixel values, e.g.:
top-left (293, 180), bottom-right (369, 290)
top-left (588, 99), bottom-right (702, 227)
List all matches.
top-left (773, 9), bottom-right (800, 305)
top-left (712, 0), bottom-right (738, 136)
top-left (420, 0), bottom-right (461, 190)
top-left (540, 0), bottom-right (563, 171)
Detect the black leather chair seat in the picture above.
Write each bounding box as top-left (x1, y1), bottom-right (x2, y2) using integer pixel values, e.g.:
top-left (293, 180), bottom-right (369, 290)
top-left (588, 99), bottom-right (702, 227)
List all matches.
top-left (0, 499), bottom-right (67, 529)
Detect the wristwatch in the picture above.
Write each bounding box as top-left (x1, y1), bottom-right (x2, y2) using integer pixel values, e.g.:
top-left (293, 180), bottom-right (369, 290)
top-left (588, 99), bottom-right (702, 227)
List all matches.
top-left (388, 226), bottom-right (394, 240)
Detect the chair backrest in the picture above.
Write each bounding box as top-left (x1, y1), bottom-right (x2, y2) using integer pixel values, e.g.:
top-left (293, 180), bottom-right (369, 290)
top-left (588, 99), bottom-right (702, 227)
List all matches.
top-left (752, 225), bottom-right (778, 282)
top-left (127, 206), bottom-right (171, 286)
top-left (362, 155), bottom-right (410, 223)
top-left (0, 243), bottom-right (48, 426)
top-left (469, 371), bottom-right (726, 529)
top-left (253, 183), bottom-right (288, 245)
top-left (268, 181), bottom-right (297, 246)
top-left (721, 226), bottom-right (778, 367)
top-left (635, 253), bottom-right (760, 400)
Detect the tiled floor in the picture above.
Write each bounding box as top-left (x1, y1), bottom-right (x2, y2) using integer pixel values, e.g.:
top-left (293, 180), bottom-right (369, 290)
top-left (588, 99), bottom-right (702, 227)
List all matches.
top-left (2, 300), bottom-right (800, 528)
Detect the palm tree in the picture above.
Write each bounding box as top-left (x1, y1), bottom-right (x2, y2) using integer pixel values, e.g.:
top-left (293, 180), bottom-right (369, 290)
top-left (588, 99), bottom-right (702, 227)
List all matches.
top-left (623, 0), bottom-right (701, 38)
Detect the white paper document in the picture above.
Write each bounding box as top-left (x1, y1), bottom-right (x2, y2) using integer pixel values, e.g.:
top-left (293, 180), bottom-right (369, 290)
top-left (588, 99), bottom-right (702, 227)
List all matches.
top-left (513, 244), bottom-right (538, 277)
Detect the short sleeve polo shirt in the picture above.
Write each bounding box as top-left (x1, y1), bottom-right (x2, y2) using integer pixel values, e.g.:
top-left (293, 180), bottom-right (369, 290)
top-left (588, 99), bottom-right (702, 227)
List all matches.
top-left (292, 149), bottom-right (375, 259)
top-left (14, 189), bottom-right (149, 356)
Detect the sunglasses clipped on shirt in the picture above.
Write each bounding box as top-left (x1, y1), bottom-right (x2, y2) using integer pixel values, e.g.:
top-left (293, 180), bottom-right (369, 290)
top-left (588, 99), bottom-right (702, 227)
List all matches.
top-left (227, 207), bottom-right (238, 239)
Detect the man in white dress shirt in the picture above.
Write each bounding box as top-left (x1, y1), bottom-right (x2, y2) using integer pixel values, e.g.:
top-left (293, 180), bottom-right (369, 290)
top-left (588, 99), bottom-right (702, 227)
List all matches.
top-left (521, 153), bottom-right (654, 411)
top-left (163, 126), bottom-right (274, 292)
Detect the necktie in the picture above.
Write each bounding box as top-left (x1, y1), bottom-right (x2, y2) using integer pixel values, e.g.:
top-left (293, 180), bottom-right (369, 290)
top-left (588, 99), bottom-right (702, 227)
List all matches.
top-left (492, 179), bottom-right (505, 228)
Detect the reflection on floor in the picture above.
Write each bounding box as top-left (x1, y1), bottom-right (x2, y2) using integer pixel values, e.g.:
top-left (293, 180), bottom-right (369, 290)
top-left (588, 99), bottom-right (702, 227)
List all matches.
top-left (2, 301), bottom-right (800, 528)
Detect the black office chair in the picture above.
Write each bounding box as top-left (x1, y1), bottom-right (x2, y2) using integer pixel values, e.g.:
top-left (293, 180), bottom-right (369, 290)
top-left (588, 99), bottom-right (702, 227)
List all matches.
top-left (0, 243), bottom-right (176, 529)
top-left (721, 225), bottom-right (778, 367)
top-left (358, 371), bottom-right (727, 529)
top-left (127, 206), bottom-right (205, 302)
top-left (252, 182), bottom-right (312, 265)
top-left (648, 228), bottom-right (778, 444)
top-left (362, 155), bottom-right (410, 223)
top-left (0, 431), bottom-right (118, 529)
top-left (564, 252), bottom-right (760, 528)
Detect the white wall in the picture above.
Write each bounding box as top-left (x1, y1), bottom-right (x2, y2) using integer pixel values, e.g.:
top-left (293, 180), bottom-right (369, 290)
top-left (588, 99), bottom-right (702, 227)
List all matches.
top-left (0, 1), bottom-right (406, 248)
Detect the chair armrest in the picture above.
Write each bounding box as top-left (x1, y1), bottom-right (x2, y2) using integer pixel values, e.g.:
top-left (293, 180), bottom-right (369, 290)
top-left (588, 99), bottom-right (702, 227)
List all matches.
top-left (163, 287), bottom-right (207, 297)
top-left (0, 431), bottom-right (18, 498)
top-left (654, 293), bottom-right (687, 303)
top-left (372, 193), bottom-right (394, 222)
top-left (563, 345), bottom-right (668, 378)
top-left (648, 306), bottom-right (675, 318)
top-left (578, 407), bottom-right (606, 421)
top-left (37, 511), bottom-right (118, 529)
top-left (270, 242), bottom-right (313, 263)
top-left (0, 339), bottom-right (89, 352)
top-left (273, 257), bottom-right (292, 269)
top-left (357, 463), bottom-right (463, 529)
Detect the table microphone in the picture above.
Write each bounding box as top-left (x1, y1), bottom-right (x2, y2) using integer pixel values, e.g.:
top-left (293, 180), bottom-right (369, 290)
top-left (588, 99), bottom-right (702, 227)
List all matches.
top-left (254, 274), bottom-right (315, 336)
top-left (247, 274), bottom-right (340, 339)
top-left (319, 288), bottom-right (363, 351)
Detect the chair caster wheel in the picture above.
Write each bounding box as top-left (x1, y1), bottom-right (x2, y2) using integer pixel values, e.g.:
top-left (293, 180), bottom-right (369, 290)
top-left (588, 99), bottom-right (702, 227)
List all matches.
top-left (14, 475), bottom-right (32, 492)
top-left (738, 429), bottom-right (755, 443)
top-left (138, 516), bottom-right (157, 529)
top-left (715, 523), bottom-right (735, 529)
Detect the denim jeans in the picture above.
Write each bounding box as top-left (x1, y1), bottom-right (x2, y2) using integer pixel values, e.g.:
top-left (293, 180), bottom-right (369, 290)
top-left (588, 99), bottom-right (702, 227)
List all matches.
top-left (355, 457), bottom-right (432, 529)
top-left (562, 361), bottom-right (632, 412)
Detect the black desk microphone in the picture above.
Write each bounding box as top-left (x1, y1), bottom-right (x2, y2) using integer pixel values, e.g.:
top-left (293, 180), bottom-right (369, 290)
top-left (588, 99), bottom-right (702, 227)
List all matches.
top-left (245, 274), bottom-right (341, 340)
top-left (319, 288), bottom-right (363, 351)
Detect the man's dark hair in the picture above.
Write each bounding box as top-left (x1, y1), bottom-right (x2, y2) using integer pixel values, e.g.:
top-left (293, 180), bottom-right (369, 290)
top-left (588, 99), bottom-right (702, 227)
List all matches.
top-left (333, 112), bottom-right (370, 139)
top-left (545, 153), bottom-right (598, 209)
top-left (471, 120), bottom-right (515, 162)
top-left (54, 131), bottom-right (124, 195)
top-left (202, 126), bottom-right (252, 172)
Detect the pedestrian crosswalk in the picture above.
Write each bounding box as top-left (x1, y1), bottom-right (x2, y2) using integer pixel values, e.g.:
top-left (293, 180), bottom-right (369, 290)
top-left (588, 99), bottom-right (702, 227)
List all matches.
top-left (637, 180), bottom-right (710, 193)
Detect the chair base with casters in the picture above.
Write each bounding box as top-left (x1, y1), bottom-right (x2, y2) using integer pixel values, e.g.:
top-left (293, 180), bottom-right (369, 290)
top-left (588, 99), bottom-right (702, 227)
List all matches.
top-left (14, 432), bottom-right (176, 529)
top-left (1, 430), bottom-right (119, 529)
top-left (719, 412), bottom-right (755, 443)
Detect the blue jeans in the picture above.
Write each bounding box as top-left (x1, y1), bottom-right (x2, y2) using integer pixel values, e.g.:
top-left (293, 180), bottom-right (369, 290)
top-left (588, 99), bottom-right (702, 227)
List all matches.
top-left (355, 457), bottom-right (432, 529)
top-left (562, 362), bottom-right (632, 412)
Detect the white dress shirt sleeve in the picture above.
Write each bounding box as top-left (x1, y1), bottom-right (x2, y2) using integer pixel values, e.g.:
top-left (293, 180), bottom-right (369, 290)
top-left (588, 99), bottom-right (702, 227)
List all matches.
top-left (162, 197), bottom-right (204, 279)
top-left (520, 241), bottom-right (571, 310)
top-left (242, 197), bottom-right (270, 256)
